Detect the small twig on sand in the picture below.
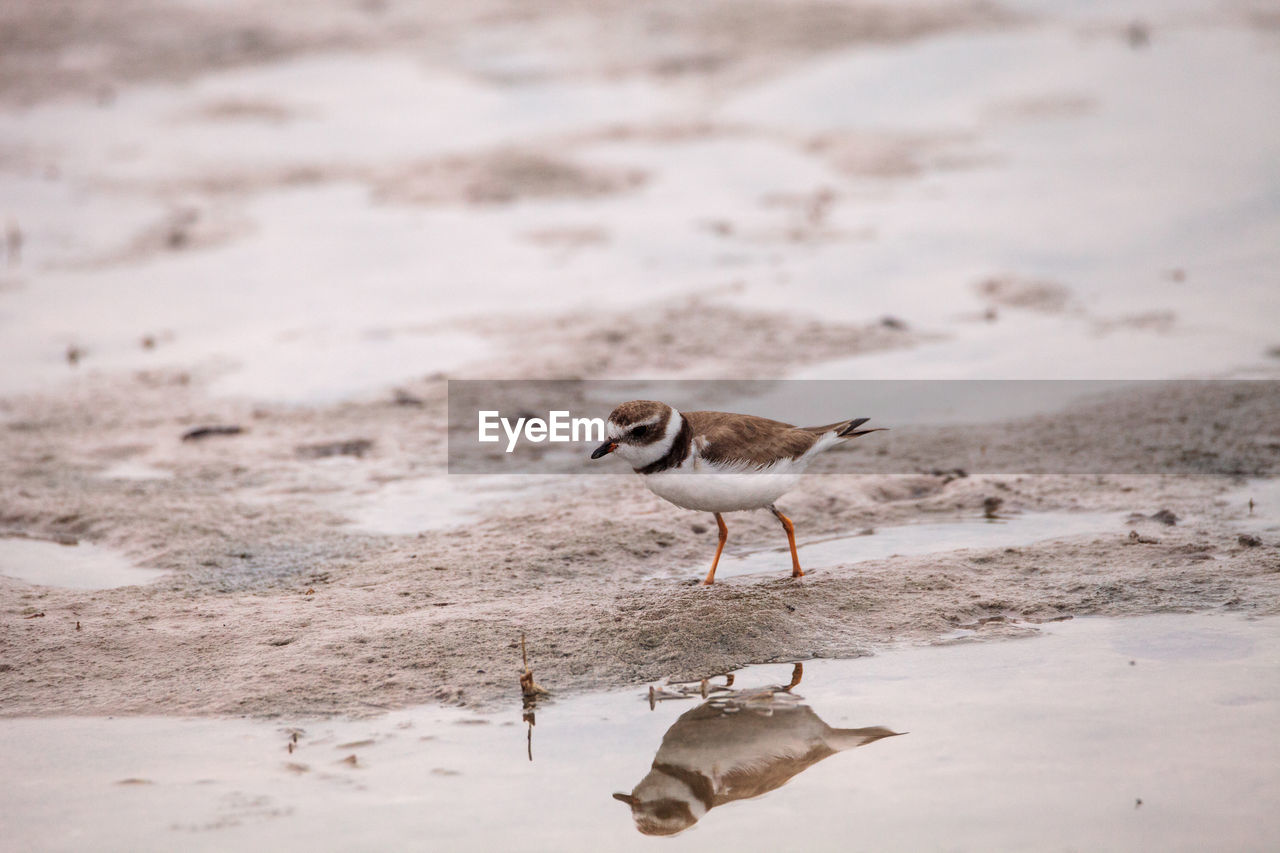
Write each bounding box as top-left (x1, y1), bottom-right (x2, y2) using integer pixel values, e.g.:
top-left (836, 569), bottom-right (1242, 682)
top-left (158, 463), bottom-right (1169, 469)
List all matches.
top-left (520, 633), bottom-right (549, 762)
top-left (519, 633), bottom-right (549, 701)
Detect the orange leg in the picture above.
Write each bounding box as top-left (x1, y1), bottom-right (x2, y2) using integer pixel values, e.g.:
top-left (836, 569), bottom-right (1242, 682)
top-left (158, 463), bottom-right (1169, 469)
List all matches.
top-left (770, 505), bottom-right (804, 578)
top-left (785, 662), bottom-right (804, 691)
top-left (702, 512), bottom-right (728, 586)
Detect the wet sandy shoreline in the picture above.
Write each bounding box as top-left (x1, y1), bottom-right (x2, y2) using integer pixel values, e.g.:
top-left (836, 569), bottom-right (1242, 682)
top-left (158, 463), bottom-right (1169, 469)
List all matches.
top-left (2, 376), bottom-right (1277, 717)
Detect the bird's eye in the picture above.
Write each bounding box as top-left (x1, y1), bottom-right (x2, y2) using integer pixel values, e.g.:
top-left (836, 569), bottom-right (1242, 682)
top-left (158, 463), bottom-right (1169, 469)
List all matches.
top-left (630, 425), bottom-right (648, 440)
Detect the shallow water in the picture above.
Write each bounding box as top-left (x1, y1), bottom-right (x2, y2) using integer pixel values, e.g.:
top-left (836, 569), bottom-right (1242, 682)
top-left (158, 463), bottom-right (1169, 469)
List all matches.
top-left (0, 537), bottom-right (167, 590)
top-left (680, 475), bottom-right (1278, 582)
top-left (670, 510), bottom-right (1123, 582)
top-left (726, 23), bottom-right (1280, 380)
top-left (233, 465), bottom-right (560, 535)
top-left (96, 460), bottom-right (174, 481)
top-left (1232, 477), bottom-right (1280, 535)
top-left (2, 613), bottom-right (1277, 851)
top-left (2, 4), bottom-right (1277, 402)
top-left (335, 474), bottom-right (558, 535)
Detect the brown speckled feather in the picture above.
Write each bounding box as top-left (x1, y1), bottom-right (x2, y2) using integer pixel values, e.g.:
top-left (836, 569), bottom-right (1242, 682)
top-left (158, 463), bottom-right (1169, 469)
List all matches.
top-left (684, 411), bottom-right (864, 468)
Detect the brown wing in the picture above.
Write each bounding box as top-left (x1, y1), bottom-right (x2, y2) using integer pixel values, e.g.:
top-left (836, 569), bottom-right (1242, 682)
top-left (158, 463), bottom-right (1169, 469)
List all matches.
top-left (715, 744), bottom-right (838, 806)
top-left (683, 410), bottom-right (818, 468)
top-left (798, 420), bottom-right (851, 435)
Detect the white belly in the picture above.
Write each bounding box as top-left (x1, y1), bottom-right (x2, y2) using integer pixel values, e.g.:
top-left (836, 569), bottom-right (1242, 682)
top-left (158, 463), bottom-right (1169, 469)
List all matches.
top-left (641, 467), bottom-right (801, 512)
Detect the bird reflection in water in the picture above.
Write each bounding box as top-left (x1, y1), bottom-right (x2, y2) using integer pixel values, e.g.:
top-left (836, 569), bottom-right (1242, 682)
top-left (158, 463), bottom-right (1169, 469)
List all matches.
top-left (613, 663), bottom-right (901, 836)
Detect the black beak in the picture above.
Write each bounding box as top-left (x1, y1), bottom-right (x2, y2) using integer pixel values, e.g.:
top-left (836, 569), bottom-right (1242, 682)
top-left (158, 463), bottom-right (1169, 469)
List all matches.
top-left (591, 440), bottom-right (618, 460)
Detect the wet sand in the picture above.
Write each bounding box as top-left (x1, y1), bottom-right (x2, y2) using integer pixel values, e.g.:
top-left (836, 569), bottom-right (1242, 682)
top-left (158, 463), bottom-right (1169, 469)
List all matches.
top-left (2, 0), bottom-right (1280, 721)
top-left (2, 376), bottom-right (1277, 716)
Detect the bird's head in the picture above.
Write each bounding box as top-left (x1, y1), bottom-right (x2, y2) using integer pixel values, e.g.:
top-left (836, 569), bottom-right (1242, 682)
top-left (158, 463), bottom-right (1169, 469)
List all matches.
top-left (612, 790), bottom-right (700, 836)
top-left (590, 400), bottom-right (682, 470)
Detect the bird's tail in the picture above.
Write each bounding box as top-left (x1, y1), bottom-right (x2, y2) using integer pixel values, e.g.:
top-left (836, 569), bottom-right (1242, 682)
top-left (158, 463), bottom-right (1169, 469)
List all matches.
top-left (826, 725), bottom-right (904, 751)
top-left (838, 417), bottom-right (883, 438)
top-left (801, 417), bottom-right (886, 438)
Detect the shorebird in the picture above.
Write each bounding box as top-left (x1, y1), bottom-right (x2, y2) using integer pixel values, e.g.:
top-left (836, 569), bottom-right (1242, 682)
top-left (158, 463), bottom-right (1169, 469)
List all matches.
top-left (590, 400), bottom-right (884, 584)
top-left (613, 664), bottom-right (899, 835)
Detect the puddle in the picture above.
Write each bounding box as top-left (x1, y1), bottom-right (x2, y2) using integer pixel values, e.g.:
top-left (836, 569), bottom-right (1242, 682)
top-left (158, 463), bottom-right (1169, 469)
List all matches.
top-left (672, 510), bottom-right (1122, 582)
top-left (334, 475), bottom-right (557, 535)
top-left (0, 537), bottom-right (168, 589)
top-left (204, 327), bottom-right (495, 406)
top-left (2, 613), bottom-right (1277, 850)
top-left (1230, 478), bottom-right (1280, 535)
top-left (671, 478), bottom-right (1280, 582)
top-left (97, 461), bottom-right (174, 481)
top-left (237, 468), bottom-right (560, 535)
